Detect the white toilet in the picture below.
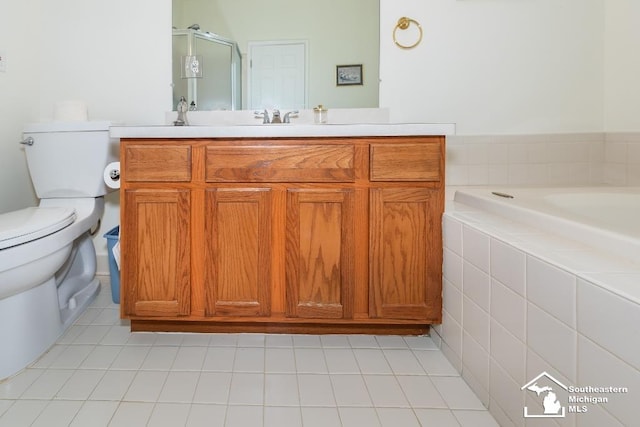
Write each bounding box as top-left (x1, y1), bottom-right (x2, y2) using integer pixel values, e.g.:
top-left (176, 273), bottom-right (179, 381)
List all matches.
top-left (0, 121), bottom-right (118, 380)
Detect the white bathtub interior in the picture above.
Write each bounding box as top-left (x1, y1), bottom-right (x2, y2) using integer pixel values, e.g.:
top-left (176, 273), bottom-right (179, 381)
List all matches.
top-left (544, 191), bottom-right (640, 234)
top-left (453, 186), bottom-right (640, 265)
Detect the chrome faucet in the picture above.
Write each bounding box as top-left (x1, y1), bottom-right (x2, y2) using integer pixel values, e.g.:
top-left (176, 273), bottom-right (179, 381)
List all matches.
top-left (283, 110), bottom-right (299, 123)
top-left (254, 109), bottom-right (270, 124)
top-left (254, 109), bottom-right (299, 124)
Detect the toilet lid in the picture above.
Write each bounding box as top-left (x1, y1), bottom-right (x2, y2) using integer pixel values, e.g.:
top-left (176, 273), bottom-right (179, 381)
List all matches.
top-left (0, 207), bottom-right (76, 250)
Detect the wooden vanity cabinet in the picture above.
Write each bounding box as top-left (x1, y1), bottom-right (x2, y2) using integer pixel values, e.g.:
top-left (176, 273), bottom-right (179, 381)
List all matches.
top-left (120, 136), bottom-right (444, 334)
top-left (120, 145), bottom-right (191, 318)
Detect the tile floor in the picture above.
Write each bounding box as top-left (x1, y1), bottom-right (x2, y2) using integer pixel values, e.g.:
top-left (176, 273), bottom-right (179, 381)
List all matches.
top-left (0, 277), bottom-right (500, 427)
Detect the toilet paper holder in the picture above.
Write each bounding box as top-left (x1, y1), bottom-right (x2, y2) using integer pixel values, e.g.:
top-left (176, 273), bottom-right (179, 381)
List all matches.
top-left (103, 161), bottom-right (121, 189)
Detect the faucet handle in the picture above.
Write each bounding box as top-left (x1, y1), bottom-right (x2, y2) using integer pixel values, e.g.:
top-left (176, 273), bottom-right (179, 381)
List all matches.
top-left (254, 110), bottom-right (270, 124)
top-left (283, 110), bottom-right (299, 124)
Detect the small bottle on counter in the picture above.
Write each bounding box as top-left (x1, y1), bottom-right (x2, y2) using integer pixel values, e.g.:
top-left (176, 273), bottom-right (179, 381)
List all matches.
top-left (313, 104), bottom-right (328, 124)
top-left (174, 96), bottom-right (189, 126)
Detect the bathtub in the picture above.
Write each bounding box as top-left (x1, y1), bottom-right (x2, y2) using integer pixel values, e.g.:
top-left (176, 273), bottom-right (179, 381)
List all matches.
top-left (453, 186), bottom-right (640, 264)
top-left (439, 187), bottom-right (640, 425)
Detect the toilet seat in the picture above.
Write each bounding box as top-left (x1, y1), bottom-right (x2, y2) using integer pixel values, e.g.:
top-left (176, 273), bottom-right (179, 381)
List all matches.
top-left (0, 207), bottom-right (76, 250)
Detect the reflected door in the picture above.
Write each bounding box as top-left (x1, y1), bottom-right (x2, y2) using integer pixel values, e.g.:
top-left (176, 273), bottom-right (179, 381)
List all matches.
top-left (248, 41), bottom-right (307, 110)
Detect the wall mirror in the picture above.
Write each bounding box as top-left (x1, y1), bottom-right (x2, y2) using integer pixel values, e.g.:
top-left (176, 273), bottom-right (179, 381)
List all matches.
top-left (172, 0), bottom-right (380, 111)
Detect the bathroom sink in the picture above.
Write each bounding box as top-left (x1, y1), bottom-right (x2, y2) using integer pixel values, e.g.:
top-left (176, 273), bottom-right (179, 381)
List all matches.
top-left (110, 122), bottom-right (457, 139)
top-left (111, 107), bottom-right (456, 139)
top-left (164, 107), bottom-right (392, 127)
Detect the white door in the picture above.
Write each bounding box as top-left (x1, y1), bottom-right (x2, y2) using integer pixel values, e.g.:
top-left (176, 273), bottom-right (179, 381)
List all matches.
top-left (248, 41), bottom-right (307, 110)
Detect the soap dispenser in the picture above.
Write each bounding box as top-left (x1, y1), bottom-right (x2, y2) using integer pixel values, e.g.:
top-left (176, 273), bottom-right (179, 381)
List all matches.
top-left (174, 96), bottom-right (189, 126)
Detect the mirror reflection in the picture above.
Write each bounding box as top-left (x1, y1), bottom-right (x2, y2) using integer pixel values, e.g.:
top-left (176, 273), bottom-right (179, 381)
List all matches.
top-left (172, 0), bottom-right (379, 111)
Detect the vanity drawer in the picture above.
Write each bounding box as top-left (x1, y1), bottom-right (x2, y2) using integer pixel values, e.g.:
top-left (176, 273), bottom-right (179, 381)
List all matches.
top-left (205, 145), bottom-right (355, 182)
top-left (370, 142), bottom-right (441, 181)
top-left (124, 145), bottom-right (192, 182)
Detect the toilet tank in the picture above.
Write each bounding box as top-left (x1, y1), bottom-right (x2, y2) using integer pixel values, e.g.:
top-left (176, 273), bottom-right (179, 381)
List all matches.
top-left (23, 121), bottom-right (119, 198)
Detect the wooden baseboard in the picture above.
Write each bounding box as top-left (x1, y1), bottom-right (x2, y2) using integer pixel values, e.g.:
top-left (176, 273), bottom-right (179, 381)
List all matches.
top-left (130, 319), bottom-right (430, 335)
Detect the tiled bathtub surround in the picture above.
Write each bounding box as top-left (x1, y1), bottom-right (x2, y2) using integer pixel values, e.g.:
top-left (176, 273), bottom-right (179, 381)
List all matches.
top-left (446, 132), bottom-right (640, 187)
top-left (604, 133), bottom-right (640, 186)
top-left (435, 200), bottom-right (640, 426)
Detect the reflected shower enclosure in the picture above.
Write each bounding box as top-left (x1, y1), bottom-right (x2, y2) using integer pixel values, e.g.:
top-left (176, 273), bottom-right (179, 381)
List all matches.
top-left (172, 29), bottom-right (242, 111)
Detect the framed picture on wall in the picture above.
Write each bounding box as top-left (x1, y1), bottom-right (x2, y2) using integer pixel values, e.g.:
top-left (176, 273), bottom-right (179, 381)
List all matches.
top-left (336, 64), bottom-right (363, 86)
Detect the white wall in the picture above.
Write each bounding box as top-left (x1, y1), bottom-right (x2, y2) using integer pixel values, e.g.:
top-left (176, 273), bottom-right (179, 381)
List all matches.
top-left (0, 0), bottom-right (41, 214)
top-left (35, 0), bottom-right (172, 124)
top-left (380, 0), bottom-right (606, 135)
top-left (604, 1), bottom-right (640, 131)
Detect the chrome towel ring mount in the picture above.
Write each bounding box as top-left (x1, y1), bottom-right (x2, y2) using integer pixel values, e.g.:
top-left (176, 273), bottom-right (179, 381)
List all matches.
top-left (393, 17), bottom-right (423, 49)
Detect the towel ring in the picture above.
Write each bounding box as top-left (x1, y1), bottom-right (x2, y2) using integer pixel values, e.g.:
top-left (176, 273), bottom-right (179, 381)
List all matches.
top-left (393, 17), bottom-right (423, 49)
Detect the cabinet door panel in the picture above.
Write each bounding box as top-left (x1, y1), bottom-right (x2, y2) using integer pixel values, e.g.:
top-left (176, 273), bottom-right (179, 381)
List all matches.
top-left (205, 188), bottom-right (271, 316)
top-left (370, 188), bottom-right (442, 321)
top-left (286, 189), bottom-right (354, 319)
top-left (206, 145), bottom-right (355, 182)
top-left (370, 141), bottom-right (441, 181)
top-left (124, 145), bottom-right (191, 182)
top-left (122, 189), bottom-right (190, 317)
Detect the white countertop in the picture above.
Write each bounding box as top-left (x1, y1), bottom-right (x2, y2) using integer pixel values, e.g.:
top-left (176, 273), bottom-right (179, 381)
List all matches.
top-left (109, 123), bottom-right (456, 139)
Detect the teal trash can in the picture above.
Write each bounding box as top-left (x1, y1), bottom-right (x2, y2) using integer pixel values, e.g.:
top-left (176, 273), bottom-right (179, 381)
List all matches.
top-left (103, 226), bottom-right (120, 304)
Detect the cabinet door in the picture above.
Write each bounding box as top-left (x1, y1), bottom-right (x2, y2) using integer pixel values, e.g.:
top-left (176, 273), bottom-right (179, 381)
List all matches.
top-left (204, 188), bottom-right (272, 317)
top-left (285, 188), bottom-right (354, 319)
top-left (369, 188), bottom-right (442, 321)
top-left (122, 189), bottom-right (190, 317)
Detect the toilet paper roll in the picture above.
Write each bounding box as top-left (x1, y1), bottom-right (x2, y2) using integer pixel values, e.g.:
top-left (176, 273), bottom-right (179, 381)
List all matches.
top-left (103, 162), bottom-right (120, 189)
top-left (54, 100), bottom-right (88, 121)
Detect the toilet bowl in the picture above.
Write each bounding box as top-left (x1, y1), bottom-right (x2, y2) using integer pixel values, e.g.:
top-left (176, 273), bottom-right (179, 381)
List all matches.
top-left (0, 121), bottom-right (118, 380)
